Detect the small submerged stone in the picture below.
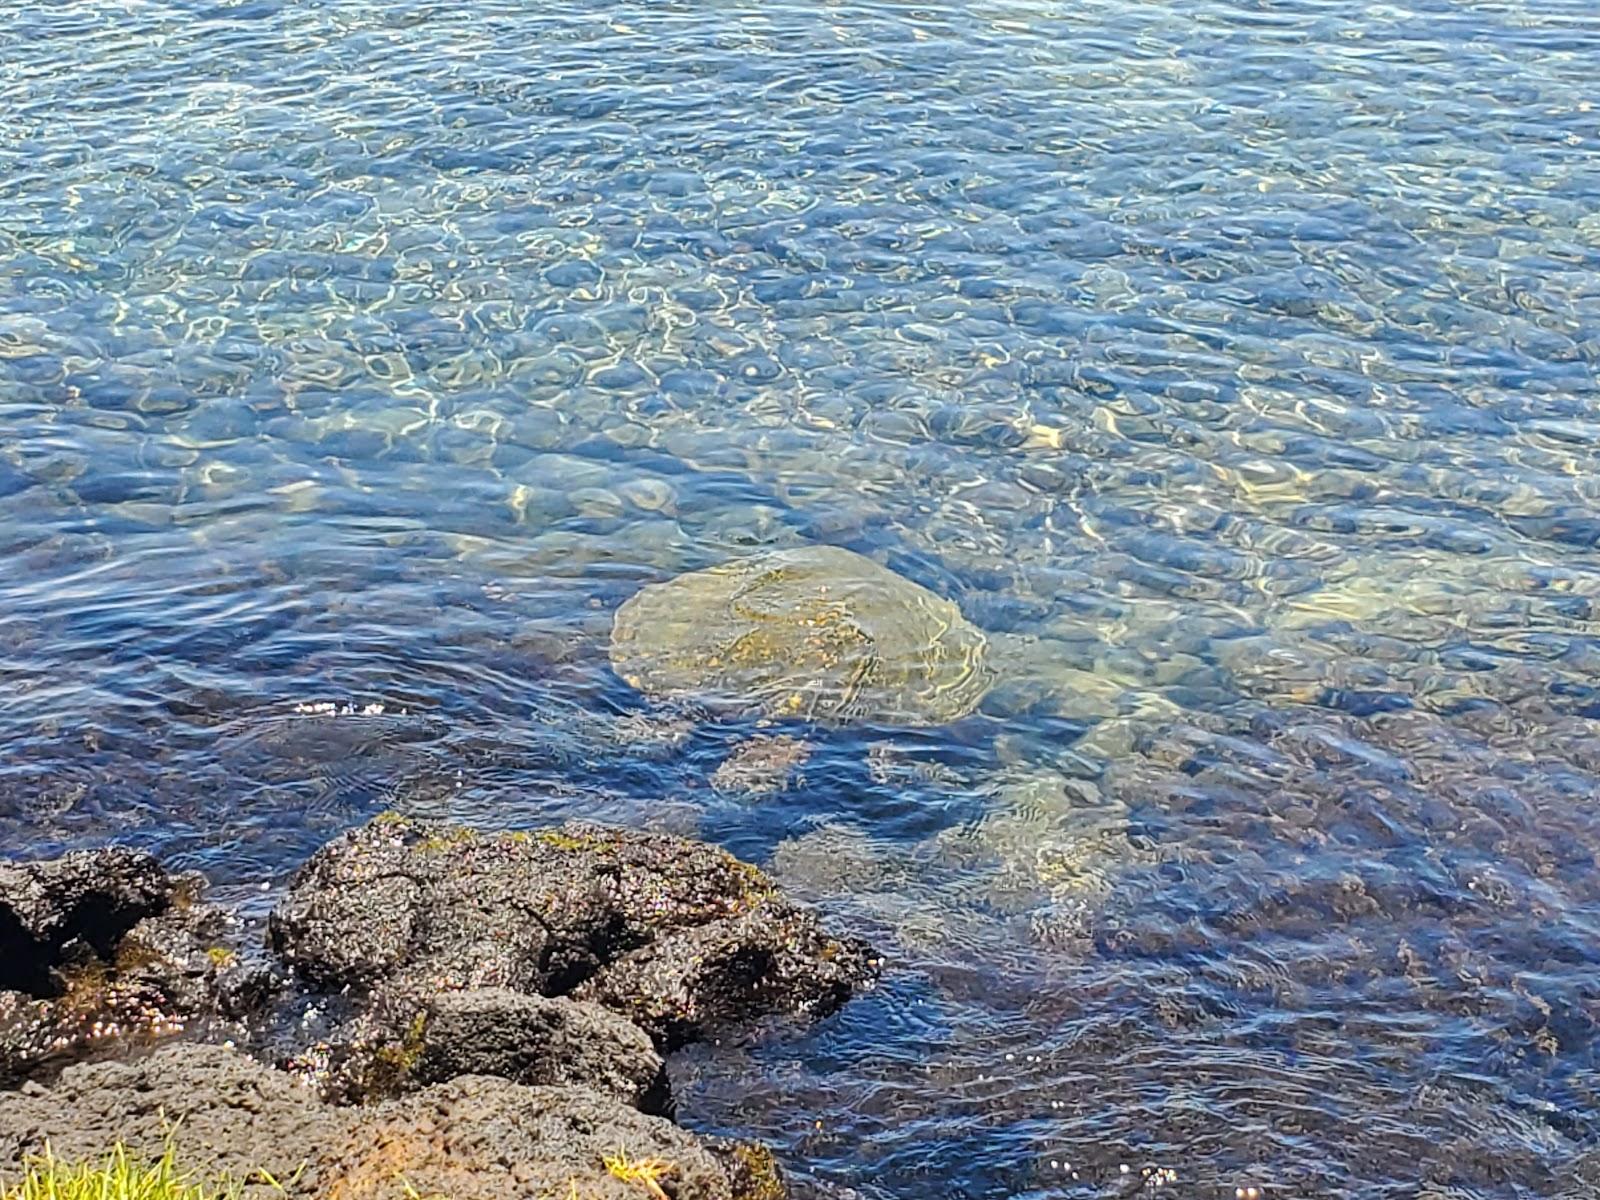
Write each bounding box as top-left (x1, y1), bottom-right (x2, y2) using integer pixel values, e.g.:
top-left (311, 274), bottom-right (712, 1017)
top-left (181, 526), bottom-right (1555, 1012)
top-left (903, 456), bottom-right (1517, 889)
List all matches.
top-left (934, 766), bottom-right (1151, 950)
top-left (710, 734), bottom-right (812, 797)
top-left (541, 258), bottom-right (603, 289)
top-left (617, 476), bottom-right (677, 513)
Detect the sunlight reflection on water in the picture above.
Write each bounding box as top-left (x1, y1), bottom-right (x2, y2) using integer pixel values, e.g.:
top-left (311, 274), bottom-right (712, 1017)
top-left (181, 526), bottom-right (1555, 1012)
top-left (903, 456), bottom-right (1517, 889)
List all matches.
top-left (2, 0), bottom-right (1600, 1194)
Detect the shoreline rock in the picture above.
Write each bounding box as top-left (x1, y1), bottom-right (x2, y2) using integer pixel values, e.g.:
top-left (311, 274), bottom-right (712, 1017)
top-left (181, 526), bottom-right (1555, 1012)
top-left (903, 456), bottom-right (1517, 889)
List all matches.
top-left (0, 1043), bottom-right (785, 1200)
top-left (269, 816), bottom-right (877, 1100)
top-left (416, 987), bottom-right (669, 1112)
top-left (0, 847), bottom-right (269, 1086)
top-left (1, 817), bottom-right (879, 1200)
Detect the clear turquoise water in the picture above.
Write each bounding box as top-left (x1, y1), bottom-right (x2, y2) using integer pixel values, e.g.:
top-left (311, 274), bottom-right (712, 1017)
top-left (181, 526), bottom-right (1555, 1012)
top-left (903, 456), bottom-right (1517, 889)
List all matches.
top-left (4, 0), bottom-right (1600, 1194)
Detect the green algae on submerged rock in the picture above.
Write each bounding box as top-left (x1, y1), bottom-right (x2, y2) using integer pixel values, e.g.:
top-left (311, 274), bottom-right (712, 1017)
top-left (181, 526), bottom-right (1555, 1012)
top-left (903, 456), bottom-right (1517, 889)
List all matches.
top-left (609, 545), bottom-right (992, 727)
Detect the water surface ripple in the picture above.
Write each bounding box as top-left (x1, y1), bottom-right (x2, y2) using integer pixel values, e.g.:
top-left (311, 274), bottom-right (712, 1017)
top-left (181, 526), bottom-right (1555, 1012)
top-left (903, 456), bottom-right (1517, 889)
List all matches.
top-left (3, 0), bottom-right (1600, 1195)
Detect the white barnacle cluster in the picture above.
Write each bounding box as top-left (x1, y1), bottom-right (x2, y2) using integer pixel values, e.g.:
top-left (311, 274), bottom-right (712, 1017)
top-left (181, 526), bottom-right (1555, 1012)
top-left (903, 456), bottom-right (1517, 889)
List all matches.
top-left (1042, 1158), bottom-right (1179, 1189)
top-left (39, 992), bottom-right (186, 1055)
top-left (291, 701), bottom-right (394, 717)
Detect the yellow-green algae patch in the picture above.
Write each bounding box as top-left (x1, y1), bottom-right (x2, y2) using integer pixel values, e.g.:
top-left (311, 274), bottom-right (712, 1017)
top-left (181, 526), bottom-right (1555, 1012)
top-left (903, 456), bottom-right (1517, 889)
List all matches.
top-left (363, 1009), bottom-right (431, 1096)
top-left (728, 1144), bottom-right (785, 1200)
top-left (533, 829), bottom-right (609, 853)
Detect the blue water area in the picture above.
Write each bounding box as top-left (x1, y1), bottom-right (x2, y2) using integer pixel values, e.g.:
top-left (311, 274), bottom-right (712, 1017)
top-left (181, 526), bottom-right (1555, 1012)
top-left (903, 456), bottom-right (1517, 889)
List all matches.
top-left (4, 0), bottom-right (1600, 1194)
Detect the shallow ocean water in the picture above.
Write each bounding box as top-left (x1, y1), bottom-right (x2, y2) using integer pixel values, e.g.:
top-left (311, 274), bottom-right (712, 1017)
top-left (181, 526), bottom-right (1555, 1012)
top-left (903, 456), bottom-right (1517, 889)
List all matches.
top-left (3, 0), bottom-right (1600, 1194)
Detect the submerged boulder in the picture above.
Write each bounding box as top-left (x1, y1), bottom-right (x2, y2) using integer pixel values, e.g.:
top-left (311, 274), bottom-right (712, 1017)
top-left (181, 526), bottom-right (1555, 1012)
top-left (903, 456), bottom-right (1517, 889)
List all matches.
top-left (0, 848), bottom-right (267, 1084)
top-left (0, 1043), bottom-right (786, 1200)
top-left (710, 734), bottom-right (811, 796)
top-left (268, 815), bottom-right (876, 1098)
top-left (609, 544), bottom-right (992, 726)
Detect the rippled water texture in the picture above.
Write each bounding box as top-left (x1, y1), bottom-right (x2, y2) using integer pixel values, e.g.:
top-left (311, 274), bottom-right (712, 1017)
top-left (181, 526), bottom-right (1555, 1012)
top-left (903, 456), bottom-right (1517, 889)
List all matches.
top-left (4, 0), bottom-right (1600, 1194)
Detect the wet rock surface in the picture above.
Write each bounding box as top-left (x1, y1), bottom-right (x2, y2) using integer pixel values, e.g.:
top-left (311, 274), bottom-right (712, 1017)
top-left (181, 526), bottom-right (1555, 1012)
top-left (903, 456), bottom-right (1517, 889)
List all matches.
top-left (0, 1043), bottom-right (784, 1200)
top-left (0, 819), bottom-right (875, 1198)
top-left (269, 815), bottom-right (876, 1064)
top-left (416, 987), bottom-right (668, 1111)
top-left (0, 848), bottom-right (267, 1085)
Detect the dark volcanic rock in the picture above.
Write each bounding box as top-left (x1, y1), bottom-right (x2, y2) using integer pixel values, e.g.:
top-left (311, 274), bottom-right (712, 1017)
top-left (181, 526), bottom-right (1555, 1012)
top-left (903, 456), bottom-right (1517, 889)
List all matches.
top-left (0, 824), bottom-right (867, 1200)
top-left (574, 905), bottom-right (864, 1050)
top-left (269, 816), bottom-right (876, 1077)
top-left (0, 848), bottom-right (176, 995)
top-left (0, 1043), bottom-right (786, 1200)
top-left (416, 987), bottom-right (668, 1112)
top-left (0, 848), bottom-right (268, 1084)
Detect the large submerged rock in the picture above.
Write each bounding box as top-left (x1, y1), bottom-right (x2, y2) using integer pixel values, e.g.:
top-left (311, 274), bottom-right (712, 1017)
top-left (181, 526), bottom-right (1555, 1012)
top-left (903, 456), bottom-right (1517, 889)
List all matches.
top-left (268, 815), bottom-right (877, 1097)
top-left (0, 848), bottom-right (266, 1085)
top-left (609, 545), bottom-right (992, 726)
top-left (0, 1043), bottom-right (785, 1200)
